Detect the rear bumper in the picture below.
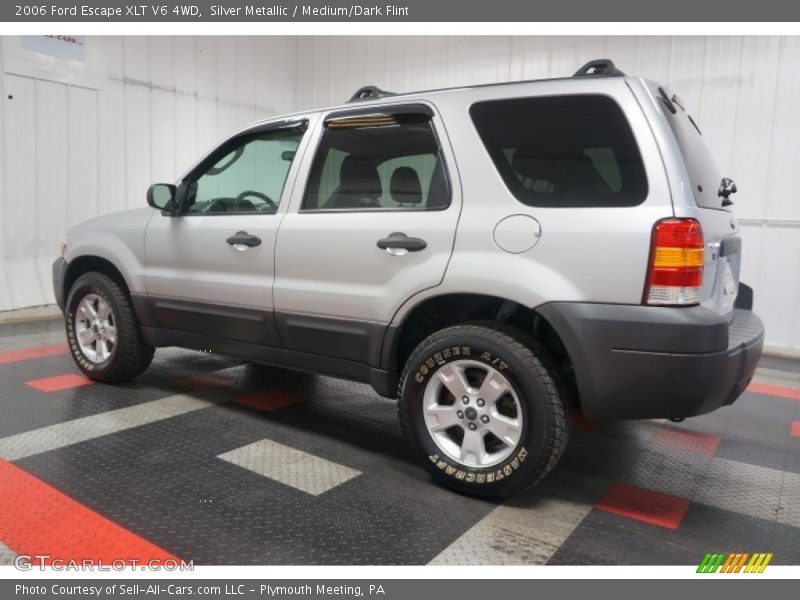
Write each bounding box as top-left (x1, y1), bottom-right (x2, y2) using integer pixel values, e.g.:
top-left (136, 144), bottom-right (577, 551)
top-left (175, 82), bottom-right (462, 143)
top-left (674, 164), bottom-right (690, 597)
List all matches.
top-left (538, 300), bottom-right (764, 420)
top-left (52, 257), bottom-right (68, 312)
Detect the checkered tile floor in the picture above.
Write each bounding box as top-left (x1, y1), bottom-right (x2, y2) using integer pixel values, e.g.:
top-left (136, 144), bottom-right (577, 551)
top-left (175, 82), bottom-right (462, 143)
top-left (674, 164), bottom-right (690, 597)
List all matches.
top-left (1, 318), bottom-right (799, 565)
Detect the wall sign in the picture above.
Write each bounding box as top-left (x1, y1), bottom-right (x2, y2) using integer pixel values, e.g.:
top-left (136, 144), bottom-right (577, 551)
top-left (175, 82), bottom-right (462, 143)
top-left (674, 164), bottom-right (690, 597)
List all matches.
top-left (20, 36), bottom-right (86, 62)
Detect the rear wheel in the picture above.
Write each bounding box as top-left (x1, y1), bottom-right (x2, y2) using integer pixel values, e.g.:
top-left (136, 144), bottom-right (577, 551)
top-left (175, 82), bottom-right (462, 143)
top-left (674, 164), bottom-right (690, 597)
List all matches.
top-left (65, 272), bottom-right (154, 383)
top-left (398, 322), bottom-right (569, 498)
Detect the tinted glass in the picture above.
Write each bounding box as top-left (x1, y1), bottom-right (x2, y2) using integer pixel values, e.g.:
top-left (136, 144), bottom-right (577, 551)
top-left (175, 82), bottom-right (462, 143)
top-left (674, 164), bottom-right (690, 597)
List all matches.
top-left (470, 95), bottom-right (647, 207)
top-left (661, 96), bottom-right (725, 210)
top-left (302, 114), bottom-right (450, 211)
top-left (186, 127), bottom-right (305, 215)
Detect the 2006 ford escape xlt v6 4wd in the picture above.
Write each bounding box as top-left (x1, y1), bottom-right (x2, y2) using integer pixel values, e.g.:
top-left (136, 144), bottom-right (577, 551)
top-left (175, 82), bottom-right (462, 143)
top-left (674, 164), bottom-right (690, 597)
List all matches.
top-left (53, 59), bottom-right (764, 498)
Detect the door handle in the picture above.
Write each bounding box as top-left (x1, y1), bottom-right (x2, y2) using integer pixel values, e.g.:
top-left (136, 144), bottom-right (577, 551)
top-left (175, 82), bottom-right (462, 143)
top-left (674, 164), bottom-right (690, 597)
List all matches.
top-left (376, 232), bottom-right (427, 254)
top-left (226, 231), bottom-right (262, 250)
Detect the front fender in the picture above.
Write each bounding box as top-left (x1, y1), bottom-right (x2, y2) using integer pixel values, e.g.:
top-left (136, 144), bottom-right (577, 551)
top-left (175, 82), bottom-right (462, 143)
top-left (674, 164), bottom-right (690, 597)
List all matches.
top-left (62, 207), bottom-right (154, 295)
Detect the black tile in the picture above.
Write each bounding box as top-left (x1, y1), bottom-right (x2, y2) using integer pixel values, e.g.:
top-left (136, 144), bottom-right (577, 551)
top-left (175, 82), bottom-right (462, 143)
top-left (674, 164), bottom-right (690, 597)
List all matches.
top-left (550, 503), bottom-right (797, 566)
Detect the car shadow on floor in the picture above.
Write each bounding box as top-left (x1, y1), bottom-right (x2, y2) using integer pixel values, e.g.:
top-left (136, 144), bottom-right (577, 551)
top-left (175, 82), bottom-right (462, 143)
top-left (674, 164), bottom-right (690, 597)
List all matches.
top-left (191, 358), bottom-right (649, 509)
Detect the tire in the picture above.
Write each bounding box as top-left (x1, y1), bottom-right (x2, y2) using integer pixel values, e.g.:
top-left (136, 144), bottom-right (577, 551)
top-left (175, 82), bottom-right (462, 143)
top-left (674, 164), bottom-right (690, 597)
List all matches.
top-left (398, 322), bottom-right (569, 498)
top-left (65, 272), bottom-right (154, 383)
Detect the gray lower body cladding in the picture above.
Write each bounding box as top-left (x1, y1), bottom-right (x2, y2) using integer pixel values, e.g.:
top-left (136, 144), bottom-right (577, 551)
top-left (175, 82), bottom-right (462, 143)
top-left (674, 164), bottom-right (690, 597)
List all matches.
top-left (130, 293), bottom-right (397, 397)
top-left (538, 301), bottom-right (764, 420)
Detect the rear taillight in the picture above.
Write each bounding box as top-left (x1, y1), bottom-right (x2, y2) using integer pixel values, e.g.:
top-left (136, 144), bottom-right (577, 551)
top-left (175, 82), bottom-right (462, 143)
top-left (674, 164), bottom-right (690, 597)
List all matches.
top-left (643, 218), bottom-right (704, 306)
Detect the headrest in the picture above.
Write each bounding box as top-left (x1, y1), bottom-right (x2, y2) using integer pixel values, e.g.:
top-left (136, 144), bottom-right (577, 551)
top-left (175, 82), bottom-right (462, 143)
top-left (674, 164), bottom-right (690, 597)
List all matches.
top-left (511, 150), bottom-right (611, 196)
top-left (390, 167), bottom-right (422, 205)
top-left (511, 142), bottom-right (580, 179)
top-left (339, 155), bottom-right (382, 195)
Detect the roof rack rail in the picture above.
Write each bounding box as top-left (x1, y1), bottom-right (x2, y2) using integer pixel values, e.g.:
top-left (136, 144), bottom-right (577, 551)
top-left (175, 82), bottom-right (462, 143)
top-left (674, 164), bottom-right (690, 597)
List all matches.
top-left (348, 85), bottom-right (396, 102)
top-left (573, 59), bottom-right (626, 78)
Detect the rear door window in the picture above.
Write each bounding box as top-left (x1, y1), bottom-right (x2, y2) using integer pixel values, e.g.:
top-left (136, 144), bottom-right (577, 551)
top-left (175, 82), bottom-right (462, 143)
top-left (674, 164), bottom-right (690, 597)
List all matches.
top-left (302, 111), bottom-right (451, 211)
top-left (470, 95), bottom-right (648, 208)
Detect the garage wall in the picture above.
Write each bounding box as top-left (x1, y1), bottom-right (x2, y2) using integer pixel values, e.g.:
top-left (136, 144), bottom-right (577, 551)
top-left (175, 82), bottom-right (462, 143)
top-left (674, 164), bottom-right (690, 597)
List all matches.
top-left (0, 36), bottom-right (299, 313)
top-left (2, 35), bottom-right (799, 354)
top-left (296, 36), bottom-right (800, 355)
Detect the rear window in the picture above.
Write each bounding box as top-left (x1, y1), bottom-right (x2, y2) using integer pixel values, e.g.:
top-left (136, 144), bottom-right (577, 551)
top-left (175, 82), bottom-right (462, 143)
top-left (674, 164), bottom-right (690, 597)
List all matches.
top-left (659, 91), bottom-right (725, 210)
top-left (470, 95), bottom-right (648, 208)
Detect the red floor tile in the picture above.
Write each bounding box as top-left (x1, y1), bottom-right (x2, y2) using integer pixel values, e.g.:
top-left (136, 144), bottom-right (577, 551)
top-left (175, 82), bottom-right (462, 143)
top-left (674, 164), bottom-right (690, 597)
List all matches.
top-left (237, 390), bottom-right (301, 412)
top-left (650, 426), bottom-right (722, 455)
top-left (747, 382), bottom-right (800, 401)
top-left (26, 373), bottom-right (93, 393)
top-left (0, 458), bottom-right (177, 565)
top-left (596, 482), bottom-right (690, 530)
top-left (792, 421), bottom-right (800, 438)
top-left (0, 343), bottom-right (69, 365)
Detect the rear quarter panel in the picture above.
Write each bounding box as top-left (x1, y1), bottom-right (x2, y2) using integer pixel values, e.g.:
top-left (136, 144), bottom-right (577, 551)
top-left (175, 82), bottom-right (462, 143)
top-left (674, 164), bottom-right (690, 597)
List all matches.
top-left (392, 78), bottom-right (674, 324)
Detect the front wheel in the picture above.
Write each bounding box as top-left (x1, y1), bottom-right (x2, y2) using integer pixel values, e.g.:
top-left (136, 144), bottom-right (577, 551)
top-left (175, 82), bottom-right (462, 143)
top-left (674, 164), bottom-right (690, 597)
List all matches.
top-left (65, 272), bottom-right (154, 383)
top-left (398, 322), bottom-right (569, 498)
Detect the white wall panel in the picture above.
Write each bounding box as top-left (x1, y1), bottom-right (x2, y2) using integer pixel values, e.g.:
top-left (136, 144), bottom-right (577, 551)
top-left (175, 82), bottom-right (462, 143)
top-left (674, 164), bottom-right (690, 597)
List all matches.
top-left (172, 37), bottom-right (196, 92)
top-left (766, 37), bottom-right (800, 222)
top-left (97, 78), bottom-right (126, 216)
top-left (2, 74), bottom-right (41, 308)
top-left (0, 43), bottom-right (7, 313)
top-left (35, 80), bottom-right (68, 257)
top-left (123, 84), bottom-right (151, 210)
top-left (730, 37), bottom-right (781, 221)
top-left (1, 35), bottom-right (798, 354)
top-left (34, 80), bottom-right (69, 313)
top-left (68, 86), bottom-right (100, 224)
top-left (148, 36), bottom-right (174, 88)
top-left (123, 37), bottom-right (149, 82)
top-left (174, 93), bottom-right (197, 176)
top-left (150, 89), bottom-right (176, 183)
top-left (698, 37), bottom-right (741, 172)
top-left (634, 36), bottom-right (671, 81)
top-left (194, 37), bottom-right (217, 98)
top-left (194, 97), bottom-right (219, 165)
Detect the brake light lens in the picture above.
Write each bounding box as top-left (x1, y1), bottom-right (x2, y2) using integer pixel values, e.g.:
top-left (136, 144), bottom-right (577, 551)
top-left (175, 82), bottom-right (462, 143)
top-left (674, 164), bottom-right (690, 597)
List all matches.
top-left (644, 218), bottom-right (704, 306)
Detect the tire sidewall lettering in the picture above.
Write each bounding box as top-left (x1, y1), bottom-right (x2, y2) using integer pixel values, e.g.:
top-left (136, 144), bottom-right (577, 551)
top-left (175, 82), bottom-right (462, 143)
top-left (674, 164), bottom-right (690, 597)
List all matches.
top-left (412, 343), bottom-right (535, 486)
top-left (427, 445), bottom-right (529, 485)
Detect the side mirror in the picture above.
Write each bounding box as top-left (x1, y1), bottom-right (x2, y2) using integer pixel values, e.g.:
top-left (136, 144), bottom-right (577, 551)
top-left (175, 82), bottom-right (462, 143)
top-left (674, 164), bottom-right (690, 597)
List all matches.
top-left (147, 183), bottom-right (177, 214)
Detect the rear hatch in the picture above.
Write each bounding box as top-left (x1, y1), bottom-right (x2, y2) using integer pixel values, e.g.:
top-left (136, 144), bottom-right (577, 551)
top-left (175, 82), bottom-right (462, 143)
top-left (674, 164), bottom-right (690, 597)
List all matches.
top-left (653, 84), bottom-right (741, 318)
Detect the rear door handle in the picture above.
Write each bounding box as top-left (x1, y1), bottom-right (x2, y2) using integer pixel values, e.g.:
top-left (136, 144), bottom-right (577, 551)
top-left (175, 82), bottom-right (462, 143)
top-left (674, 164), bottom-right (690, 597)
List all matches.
top-left (376, 232), bottom-right (427, 253)
top-left (226, 231), bottom-right (262, 250)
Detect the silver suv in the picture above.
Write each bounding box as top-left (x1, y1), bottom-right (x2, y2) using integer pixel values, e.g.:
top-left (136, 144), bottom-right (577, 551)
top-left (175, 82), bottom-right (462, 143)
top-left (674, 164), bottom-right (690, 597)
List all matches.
top-left (53, 60), bottom-right (764, 498)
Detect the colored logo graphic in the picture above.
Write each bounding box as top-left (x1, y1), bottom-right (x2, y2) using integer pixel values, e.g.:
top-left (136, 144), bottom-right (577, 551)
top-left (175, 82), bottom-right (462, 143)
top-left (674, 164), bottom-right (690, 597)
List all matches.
top-left (697, 552), bottom-right (773, 573)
